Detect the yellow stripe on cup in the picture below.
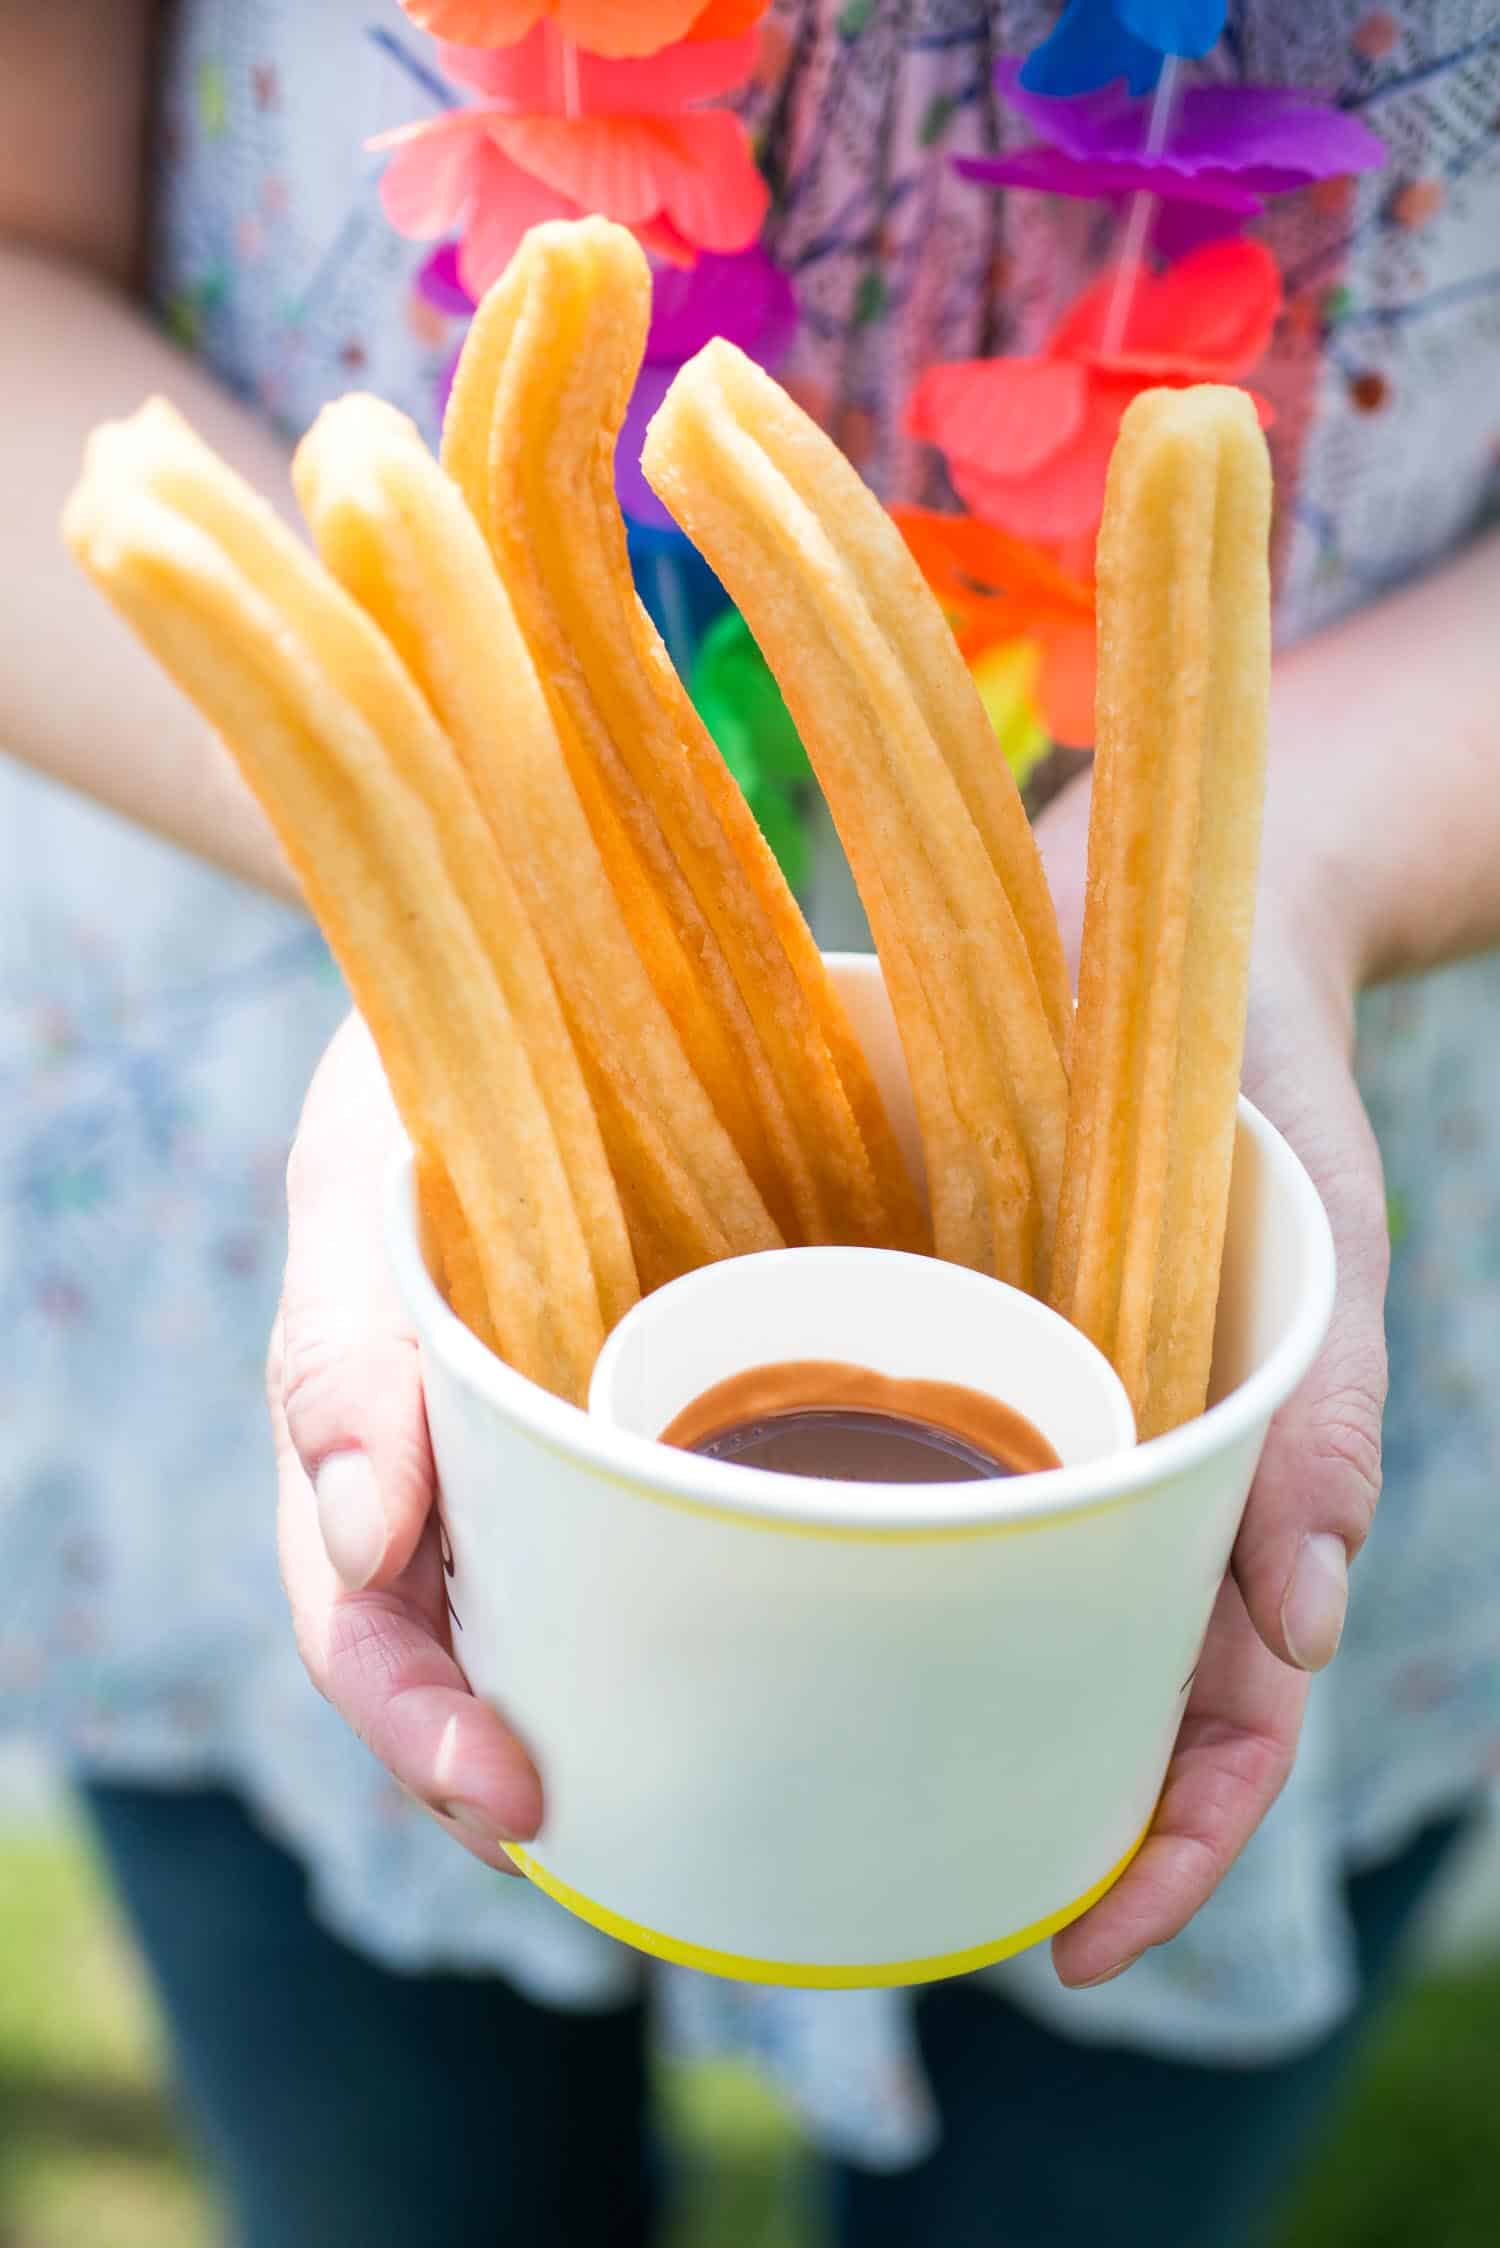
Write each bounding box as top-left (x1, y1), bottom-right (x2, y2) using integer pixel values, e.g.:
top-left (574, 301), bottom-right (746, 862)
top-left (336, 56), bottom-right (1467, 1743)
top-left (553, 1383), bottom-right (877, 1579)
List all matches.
top-left (506, 1824), bottom-right (1149, 1989)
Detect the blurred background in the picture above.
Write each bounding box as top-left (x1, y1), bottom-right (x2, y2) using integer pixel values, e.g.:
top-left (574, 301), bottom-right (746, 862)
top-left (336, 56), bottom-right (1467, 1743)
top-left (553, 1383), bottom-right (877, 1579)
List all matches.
top-left (2, 1743), bottom-right (1496, 2248)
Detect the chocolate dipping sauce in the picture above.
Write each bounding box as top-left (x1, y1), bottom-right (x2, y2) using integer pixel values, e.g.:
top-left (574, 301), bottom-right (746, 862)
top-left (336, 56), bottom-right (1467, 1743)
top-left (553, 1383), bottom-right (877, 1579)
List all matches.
top-left (660, 1361), bottom-right (1060, 1485)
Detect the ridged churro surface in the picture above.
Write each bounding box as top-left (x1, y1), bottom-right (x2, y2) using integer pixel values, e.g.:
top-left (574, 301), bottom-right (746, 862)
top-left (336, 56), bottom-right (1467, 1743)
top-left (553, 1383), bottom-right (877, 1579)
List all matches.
top-left (443, 220), bottom-right (926, 1261)
top-left (644, 340), bottom-right (1071, 1292)
top-left (1050, 386), bottom-right (1271, 1437)
top-left (65, 399), bottom-right (632, 1402)
top-left (294, 392), bottom-right (780, 1292)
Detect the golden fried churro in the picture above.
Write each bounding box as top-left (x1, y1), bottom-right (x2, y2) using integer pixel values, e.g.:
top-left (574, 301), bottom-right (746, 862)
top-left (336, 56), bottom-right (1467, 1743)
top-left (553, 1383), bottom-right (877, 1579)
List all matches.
top-left (730, 386), bottom-right (1074, 1071)
top-left (441, 218), bottom-right (925, 1259)
top-left (644, 341), bottom-right (1072, 1292)
top-left (293, 392), bottom-right (780, 1290)
top-left (1050, 387), bottom-right (1271, 1438)
top-left (64, 399), bottom-right (633, 1401)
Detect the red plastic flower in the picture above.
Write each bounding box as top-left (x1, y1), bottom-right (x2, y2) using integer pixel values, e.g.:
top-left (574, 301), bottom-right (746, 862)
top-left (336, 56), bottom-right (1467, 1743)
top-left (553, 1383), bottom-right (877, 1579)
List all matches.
top-left (905, 239), bottom-right (1281, 544)
top-left (893, 509), bottom-right (1097, 748)
top-left (399, 1), bottom-right (768, 59)
top-left (374, 27), bottom-right (767, 294)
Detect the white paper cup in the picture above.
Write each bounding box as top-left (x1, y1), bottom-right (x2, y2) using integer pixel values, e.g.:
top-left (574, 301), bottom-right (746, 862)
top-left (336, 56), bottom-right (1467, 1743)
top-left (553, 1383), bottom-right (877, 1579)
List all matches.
top-left (386, 955), bottom-right (1335, 1987)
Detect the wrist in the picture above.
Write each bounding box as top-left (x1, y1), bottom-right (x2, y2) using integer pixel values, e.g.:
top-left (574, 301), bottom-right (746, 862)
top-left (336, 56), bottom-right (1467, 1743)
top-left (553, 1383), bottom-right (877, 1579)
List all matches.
top-left (1255, 739), bottom-right (1381, 1066)
top-left (1261, 534), bottom-right (1500, 990)
top-left (1260, 689), bottom-right (1399, 1004)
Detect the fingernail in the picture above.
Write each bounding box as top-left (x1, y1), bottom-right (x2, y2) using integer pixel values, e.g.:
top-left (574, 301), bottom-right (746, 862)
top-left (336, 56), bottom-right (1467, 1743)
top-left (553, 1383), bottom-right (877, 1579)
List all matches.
top-left (314, 1451), bottom-right (386, 1591)
top-left (440, 1800), bottom-right (513, 1846)
top-left (1072, 1952), bottom-right (1141, 1989)
top-left (1281, 1532), bottom-right (1349, 1671)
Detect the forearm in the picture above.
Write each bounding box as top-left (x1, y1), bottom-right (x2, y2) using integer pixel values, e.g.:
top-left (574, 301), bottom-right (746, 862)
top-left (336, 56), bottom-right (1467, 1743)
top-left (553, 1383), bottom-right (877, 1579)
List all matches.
top-left (0, 244), bottom-right (299, 901)
top-left (1263, 527), bottom-right (1500, 991)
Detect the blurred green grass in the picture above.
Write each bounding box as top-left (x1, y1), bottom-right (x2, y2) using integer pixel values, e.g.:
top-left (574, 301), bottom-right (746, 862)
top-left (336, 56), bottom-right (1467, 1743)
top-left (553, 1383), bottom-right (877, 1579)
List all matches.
top-left (0, 1831), bottom-right (212, 2248)
top-left (1, 1823), bottom-right (1496, 2248)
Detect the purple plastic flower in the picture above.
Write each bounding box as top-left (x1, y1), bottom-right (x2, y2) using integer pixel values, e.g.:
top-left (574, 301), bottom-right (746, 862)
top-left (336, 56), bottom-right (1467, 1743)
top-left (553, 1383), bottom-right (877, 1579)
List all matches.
top-left (416, 239), bottom-right (798, 516)
top-left (1020, 0), bottom-right (1227, 98)
top-left (617, 244), bottom-right (798, 528)
top-left (416, 243), bottom-right (477, 422)
top-left (644, 240), bottom-right (799, 366)
top-left (960, 64), bottom-right (1386, 252)
top-left (416, 240), bottom-right (475, 319)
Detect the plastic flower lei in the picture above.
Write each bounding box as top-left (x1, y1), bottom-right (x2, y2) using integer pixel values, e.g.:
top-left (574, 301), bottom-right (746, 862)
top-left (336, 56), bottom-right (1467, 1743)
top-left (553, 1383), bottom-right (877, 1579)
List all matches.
top-left (895, 3), bottom-right (1385, 773)
top-left (375, 0), bottom-right (1387, 867)
top-left (377, 1), bottom-right (808, 856)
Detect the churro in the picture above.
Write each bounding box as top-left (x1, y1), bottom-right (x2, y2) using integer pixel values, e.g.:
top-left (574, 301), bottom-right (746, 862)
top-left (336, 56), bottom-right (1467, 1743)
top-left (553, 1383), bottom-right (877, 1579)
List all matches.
top-left (1049, 387), bottom-right (1271, 1438)
top-left (292, 392), bottom-right (779, 1290)
top-left (643, 341), bottom-right (1072, 1292)
top-left (63, 220), bottom-right (1270, 1442)
top-left (63, 398), bottom-right (633, 1402)
top-left (441, 219), bottom-right (926, 1259)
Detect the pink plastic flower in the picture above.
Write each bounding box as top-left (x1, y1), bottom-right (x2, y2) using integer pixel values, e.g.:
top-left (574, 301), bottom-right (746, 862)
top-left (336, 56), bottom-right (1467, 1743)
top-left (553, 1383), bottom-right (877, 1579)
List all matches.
top-left (374, 27), bottom-right (768, 294)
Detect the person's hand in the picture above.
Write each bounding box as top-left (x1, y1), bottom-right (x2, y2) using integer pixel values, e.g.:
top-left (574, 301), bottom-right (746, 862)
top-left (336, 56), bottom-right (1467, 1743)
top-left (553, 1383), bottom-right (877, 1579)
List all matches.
top-left (268, 1014), bottom-right (541, 1872)
top-left (1035, 773), bottom-right (1388, 1987)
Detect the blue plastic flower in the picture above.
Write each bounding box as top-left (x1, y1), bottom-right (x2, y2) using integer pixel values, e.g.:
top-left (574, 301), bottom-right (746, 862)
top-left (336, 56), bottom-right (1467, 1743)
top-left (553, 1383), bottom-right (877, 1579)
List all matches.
top-left (1020, 0), bottom-right (1227, 98)
top-left (1117, 0), bottom-right (1226, 52)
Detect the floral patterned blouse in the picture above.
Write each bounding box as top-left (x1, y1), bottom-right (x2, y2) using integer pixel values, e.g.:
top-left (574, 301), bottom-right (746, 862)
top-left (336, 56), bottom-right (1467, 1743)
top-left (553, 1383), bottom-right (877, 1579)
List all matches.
top-left (3, 0), bottom-right (1499, 2169)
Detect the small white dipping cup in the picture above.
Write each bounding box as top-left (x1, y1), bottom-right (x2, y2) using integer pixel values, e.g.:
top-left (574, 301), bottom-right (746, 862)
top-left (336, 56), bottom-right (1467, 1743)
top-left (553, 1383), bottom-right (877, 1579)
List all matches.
top-left (386, 954), bottom-right (1335, 1987)
top-left (590, 1247), bottom-right (1135, 1471)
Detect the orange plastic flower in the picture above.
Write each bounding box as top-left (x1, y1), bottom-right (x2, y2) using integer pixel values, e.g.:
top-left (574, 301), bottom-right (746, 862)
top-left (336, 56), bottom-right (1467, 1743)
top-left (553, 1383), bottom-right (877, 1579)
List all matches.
top-left (905, 239), bottom-right (1280, 546)
top-left (893, 507), bottom-right (1097, 749)
top-left (374, 26), bottom-right (767, 293)
top-left (400, 1), bottom-right (767, 59)
top-left (434, 28), bottom-right (757, 108)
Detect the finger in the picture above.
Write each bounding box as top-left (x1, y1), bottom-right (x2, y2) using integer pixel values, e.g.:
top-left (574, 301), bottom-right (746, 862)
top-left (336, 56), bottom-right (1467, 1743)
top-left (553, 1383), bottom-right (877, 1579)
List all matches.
top-left (1052, 1576), bottom-right (1307, 1987)
top-left (275, 1427), bottom-right (540, 1869)
top-left (275, 1013), bottom-right (435, 1592)
top-left (271, 1335), bottom-right (445, 1655)
top-left (1234, 974), bottom-right (1389, 1673)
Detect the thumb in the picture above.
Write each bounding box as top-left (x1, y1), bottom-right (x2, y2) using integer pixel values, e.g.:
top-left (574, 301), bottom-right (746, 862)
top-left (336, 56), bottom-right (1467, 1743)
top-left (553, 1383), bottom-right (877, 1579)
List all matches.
top-left (1232, 969), bottom-right (1389, 1674)
top-left (273, 1015), bottom-right (435, 1593)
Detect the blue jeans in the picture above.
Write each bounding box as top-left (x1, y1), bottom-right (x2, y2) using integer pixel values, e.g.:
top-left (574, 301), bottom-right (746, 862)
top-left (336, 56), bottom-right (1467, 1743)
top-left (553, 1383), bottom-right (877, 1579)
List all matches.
top-left (81, 1781), bottom-right (1469, 2248)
